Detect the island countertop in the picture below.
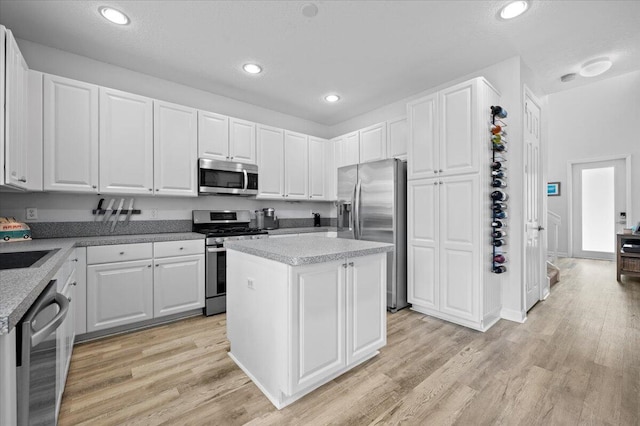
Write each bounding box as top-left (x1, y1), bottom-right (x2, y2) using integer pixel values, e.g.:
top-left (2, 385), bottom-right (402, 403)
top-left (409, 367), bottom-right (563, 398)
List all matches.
top-left (225, 236), bottom-right (394, 266)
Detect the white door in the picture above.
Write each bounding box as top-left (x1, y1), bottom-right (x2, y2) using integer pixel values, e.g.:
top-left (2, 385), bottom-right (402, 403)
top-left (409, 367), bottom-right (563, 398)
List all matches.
top-left (153, 255), bottom-right (205, 317)
top-left (439, 80), bottom-right (476, 176)
top-left (359, 122), bottom-right (387, 164)
top-left (153, 101), bottom-right (198, 196)
top-left (407, 179), bottom-right (439, 309)
top-left (284, 131), bottom-right (309, 199)
top-left (86, 259), bottom-right (153, 332)
top-left (572, 158), bottom-right (627, 260)
top-left (256, 125), bottom-right (284, 199)
top-left (229, 118), bottom-right (256, 164)
top-left (198, 111), bottom-right (229, 161)
top-left (308, 137), bottom-right (327, 200)
top-left (99, 88), bottom-right (153, 194)
top-left (524, 92), bottom-right (543, 311)
top-left (407, 93), bottom-right (438, 180)
top-left (43, 75), bottom-right (99, 192)
top-left (346, 255), bottom-right (386, 364)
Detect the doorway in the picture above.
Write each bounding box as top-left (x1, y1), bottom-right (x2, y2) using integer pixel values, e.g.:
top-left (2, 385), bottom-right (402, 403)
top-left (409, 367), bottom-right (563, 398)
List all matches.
top-left (570, 157), bottom-right (630, 260)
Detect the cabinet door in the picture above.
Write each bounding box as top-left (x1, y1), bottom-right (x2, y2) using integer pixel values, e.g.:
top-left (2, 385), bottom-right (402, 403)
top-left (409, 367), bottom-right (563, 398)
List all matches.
top-left (4, 30), bottom-right (29, 189)
top-left (346, 254), bottom-right (386, 365)
top-left (407, 179), bottom-right (439, 309)
top-left (439, 175), bottom-right (479, 322)
top-left (154, 101), bottom-right (198, 196)
top-left (284, 131), bottom-right (309, 199)
top-left (407, 93), bottom-right (438, 180)
top-left (333, 136), bottom-right (345, 169)
top-left (359, 122), bottom-right (387, 164)
top-left (198, 110), bottom-right (229, 160)
top-left (387, 116), bottom-right (407, 160)
top-left (25, 71), bottom-right (43, 191)
top-left (308, 137), bottom-right (327, 200)
top-left (153, 254), bottom-right (205, 317)
top-left (87, 259), bottom-right (153, 332)
top-left (229, 118), bottom-right (256, 164)
top-left (290, 261), bottom-right (345, 393)
top-left (99, 88), bottom-right (153, 194)
top-left (439, 80), bottom-right (476, 176)
top-left (343, 132), bottom-right (360, 166)
top-left (257, 125), bottom-right (284, 199)
top-left (324, 139), bottom-right (337, 201)
top-left (44, 75), bottom-right (99, 192)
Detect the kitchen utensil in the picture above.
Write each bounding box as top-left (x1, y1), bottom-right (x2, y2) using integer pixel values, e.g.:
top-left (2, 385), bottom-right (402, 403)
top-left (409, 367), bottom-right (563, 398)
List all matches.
top-left (123, 198), bottom-right (135, 225)
top-left (111, 198), bottom-right (124, 232)
top-left (94, 198), bottom-right (105, 222)
top-left (312, 212), bottom-right (321, 227)
top-left (102, 199), bottom-right (115, 223)
top-left (255, 210), bottom-right (264, 229)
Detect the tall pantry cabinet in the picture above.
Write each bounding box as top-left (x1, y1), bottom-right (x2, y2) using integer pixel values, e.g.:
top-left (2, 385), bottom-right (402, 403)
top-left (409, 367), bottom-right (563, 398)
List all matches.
top-left (407, 77), bottom-right (502, 332)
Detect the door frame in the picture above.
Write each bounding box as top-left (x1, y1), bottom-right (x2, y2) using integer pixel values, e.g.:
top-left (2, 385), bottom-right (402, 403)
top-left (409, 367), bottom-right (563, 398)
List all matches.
top-left (521, 85), bottom-right (547, 312)
top-left (567, 154), bottom-right (632, 257)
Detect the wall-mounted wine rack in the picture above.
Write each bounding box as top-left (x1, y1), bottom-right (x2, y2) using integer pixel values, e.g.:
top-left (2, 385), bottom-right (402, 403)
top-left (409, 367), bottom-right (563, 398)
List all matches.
top-left (490, 106), bottom-right (508, 274)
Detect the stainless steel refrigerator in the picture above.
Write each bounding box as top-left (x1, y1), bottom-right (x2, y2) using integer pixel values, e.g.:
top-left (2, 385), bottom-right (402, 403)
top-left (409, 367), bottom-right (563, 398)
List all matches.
top-left (337, 158), bottom-right (408, 312)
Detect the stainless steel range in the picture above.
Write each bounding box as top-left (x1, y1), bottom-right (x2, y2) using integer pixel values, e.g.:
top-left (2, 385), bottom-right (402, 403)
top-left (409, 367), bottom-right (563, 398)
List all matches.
top-left (193, 210), bottom-right (268, 316)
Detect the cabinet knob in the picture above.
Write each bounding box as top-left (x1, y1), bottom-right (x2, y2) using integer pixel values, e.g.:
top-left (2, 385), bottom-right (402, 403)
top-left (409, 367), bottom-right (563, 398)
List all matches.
top-left (348, 262), bottom-right (354, 267)
top-left (439, 169), bottom-right (443, 173)
top-left (148, 265), bottom-right (152, 268)
top-left (73, 259), bottom-right (78, 262)
top-left (230, 156), bottom-right (234, 160)
top-left (19, 177), bottom-right (27, 183)
top-left (342, 263), bottom-right (348, 268)
top-left (180, 247), bottom-right (184, 250)
top-left (71, 281), bottom-right (77, 286)
top-left (148, 188), bottom-right (152, 191)
top-left (433, 182), bottom-right (437, 186)
top-left (67, 297), bottom-right (72, 302)
top-left (92, 185), bottom-right (97, 189)
top-left (120, 252), bottom-right (125, 255)
top-left (155, 264), bottom-right (159, 267)
top-left (434, 170), bottom-right (438, 174)
top-left (155, 189), bottom-right (159, 192)
top-left (439, 181), bottom-right (443, 185)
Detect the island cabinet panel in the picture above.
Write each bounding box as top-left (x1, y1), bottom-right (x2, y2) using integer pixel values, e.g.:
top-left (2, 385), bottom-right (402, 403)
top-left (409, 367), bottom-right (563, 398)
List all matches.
top-left (290, 262), bottom-right (346, 394)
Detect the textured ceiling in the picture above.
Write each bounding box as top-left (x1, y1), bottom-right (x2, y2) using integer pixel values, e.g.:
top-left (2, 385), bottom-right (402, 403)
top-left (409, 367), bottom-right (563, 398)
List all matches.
top-left (1, 0), bottom-right (639, 125)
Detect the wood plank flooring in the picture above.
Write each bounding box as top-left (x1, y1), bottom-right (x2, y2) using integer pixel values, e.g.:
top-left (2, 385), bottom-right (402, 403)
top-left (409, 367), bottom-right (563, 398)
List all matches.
top-left (58, 258), bottom-right (640, 425)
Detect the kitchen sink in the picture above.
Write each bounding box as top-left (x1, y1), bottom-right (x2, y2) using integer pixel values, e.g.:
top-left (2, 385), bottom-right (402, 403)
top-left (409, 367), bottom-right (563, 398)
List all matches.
top-left (0, 249), bottom-right (59, 270)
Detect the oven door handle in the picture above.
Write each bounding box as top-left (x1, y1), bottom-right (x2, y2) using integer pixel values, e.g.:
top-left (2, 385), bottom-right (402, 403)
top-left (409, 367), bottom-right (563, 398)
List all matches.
top-left (242, 169), bottom-right (248, 192)
top-left (30, 293), bottom-right (69, 348)
top-left (207, 247), bottom-right (227, 253)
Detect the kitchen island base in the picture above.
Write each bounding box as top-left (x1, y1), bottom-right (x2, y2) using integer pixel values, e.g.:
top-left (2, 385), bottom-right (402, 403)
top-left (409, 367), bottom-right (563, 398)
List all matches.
top-left (226, 249), bottom-right (387, 409)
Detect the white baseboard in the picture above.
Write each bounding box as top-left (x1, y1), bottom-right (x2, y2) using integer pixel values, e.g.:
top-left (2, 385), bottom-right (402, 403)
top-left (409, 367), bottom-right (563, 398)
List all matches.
top-left (500, 308), bottom-right (526, 323)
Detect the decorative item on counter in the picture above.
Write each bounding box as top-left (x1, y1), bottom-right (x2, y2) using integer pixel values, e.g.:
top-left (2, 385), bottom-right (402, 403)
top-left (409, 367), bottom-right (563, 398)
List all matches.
top-left (490, 105), bottom-right (509, 273)
top-left (255, 210), bottom-right (265, 229)
top-left (312, 212), bottom-right (321, 227)
top-left (0, 217), bottom-right (32, 242)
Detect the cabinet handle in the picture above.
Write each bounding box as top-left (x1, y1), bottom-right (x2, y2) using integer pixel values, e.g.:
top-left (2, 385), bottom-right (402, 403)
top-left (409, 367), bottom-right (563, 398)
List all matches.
top-left (73, 259), bottom-right (78, 262)
top-left (342, 263), bottom-right (348, 268)
top-left (19, 177), bottom-right (27, 183)
top-left (148, 188), bottom-right (152, 192)
top-left (348, 262), bottom-right (354, 267)
top-left (71, 281), bottom-right (77, 286)
top-left (92, 185), bottom-right (97, 189)
top-left (120, 252), bottom-right (125, 255)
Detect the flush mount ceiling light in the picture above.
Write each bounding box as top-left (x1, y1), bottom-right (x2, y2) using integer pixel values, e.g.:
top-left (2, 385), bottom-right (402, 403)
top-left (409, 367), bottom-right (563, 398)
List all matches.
top-left (301, 3), bottom-right (319, 18)
top-left (324, 94), bottom-right (340, 103)
top-left (579, 58), bottom-right (613, 77)
top-left (99, 6), bottom-right (130, 25)
top-left (499, 1), bottom-right (529, 19)
top-left (243, 63), bottom-right (262, 74)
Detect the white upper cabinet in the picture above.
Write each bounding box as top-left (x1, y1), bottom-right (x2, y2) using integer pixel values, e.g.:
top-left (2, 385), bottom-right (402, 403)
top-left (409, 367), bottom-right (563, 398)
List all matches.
top-left (408, 78), bottom-right (491, 180)
top-left (359, 122), bottom-right (387, 164)
top-left (257, 125), bottom-right (285, 199)
top-left (284, 131), bottom-right (309, 200)
top-left (198, 110), bottom-right (229, 161)
top-left (4, 30), bottom-right (29, 190)
top-left (407, 93), bottom-right (438, 180)
top-left (343, 131), bottom-right (360, 166)
top-left (308, 136), bottom-right (328, 200)
top-left (25, 71), bottom-right (44, 192)
top-left (153, 101), bottom-right (198, 197)
top-left (99, 88), bottom-right (153, 194)
top-left (44, 75), bottom-right (99, 192)
top-left (386, 116), bottom-right (407, 160)
top-left (229, 118), bottom-right (257, 164)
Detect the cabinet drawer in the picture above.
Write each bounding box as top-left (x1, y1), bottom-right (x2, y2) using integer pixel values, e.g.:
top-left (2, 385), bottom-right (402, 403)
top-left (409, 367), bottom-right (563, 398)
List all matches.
top-left (87, 243), bottom-right (152, 264)
top-left (153, 239), bottom-right (203, 258)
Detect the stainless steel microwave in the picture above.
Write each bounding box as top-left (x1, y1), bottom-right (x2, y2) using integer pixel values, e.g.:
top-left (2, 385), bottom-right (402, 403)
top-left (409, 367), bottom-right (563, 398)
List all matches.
top-left (198, 158), bottom-right (258, 195)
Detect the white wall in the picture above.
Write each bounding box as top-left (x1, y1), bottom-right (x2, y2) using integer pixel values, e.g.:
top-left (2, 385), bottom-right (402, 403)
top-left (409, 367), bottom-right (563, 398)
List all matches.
top-left (547, 71), bottom-right (640, 255)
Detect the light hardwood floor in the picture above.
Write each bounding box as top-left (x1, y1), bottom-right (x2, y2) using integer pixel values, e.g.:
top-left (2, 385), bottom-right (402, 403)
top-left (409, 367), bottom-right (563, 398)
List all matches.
top-left (59, 258), bottom-right (640, 425)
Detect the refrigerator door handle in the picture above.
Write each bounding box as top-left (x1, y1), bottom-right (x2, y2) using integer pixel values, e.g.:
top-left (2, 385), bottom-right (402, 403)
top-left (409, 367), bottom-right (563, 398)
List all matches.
top-left (351, 184), bottom-right (357, 238)
top-left (354, 178), bottom-right (362, 240)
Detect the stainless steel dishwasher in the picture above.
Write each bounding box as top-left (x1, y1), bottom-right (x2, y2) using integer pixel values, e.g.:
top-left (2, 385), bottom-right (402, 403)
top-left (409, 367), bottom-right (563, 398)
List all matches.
top-left (16, 280), bottom-right (69, 426)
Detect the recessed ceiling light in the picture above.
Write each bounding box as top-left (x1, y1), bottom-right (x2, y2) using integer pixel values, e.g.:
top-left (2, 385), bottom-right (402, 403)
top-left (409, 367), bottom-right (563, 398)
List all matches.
top-left (499, 1), bottom-right (529, 20)
top-left (579, 58), bottom-right (613, 77)
top-left (243, 63), bottom-right (262, 74)
top-left (99, 7), bottom-right (129, 25)
top-left (302, 3), bottom-right (319, 18)
top-left (324, 94), bottom-right (340, 103)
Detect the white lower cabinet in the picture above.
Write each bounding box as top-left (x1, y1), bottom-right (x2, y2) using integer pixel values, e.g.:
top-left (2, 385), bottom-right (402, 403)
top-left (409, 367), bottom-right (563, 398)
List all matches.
top-left (86, 240), bottom-right (204, 333)
top-left (153, 254), bottom-right (204, 317)
top-left (87, 259), bottom-right (154, 332)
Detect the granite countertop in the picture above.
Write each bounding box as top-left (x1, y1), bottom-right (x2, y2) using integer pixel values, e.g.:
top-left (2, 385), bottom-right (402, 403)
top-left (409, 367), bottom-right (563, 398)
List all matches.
top-left (267, 227), bottom-right (337, 235)
top-left (225, 237), bottom-right (393, 266)
top-left (0, 232), bottom-right (204, 335)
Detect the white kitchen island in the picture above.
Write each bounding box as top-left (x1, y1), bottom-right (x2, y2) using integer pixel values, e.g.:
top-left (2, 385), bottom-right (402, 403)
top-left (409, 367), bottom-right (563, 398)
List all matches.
top-left (224, 236), bottom-right (394, 409)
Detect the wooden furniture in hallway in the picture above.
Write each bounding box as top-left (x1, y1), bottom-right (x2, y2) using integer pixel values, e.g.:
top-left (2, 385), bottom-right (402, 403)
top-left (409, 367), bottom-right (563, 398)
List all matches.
top-left (58, 258), bottom-right (640, 425)
top-left (617, 233), bottom-right (640, 281)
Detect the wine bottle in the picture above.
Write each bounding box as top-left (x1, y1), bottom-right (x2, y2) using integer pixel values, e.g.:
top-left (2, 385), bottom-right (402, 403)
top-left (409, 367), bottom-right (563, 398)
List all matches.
top-left (493, 254), bottom-right (507, 264)
top-left (491, 134), bottom-right (505, 144)
top-left (490, 124), bottom-right (502, 135)
top-left (491, 230), bottom-right (507, 238)
top-left (491, 191), bottom-right (508, 201)
top-left (493, 239), bottom-right (507, 247)
top-left (494, 211), bottom-right (508, 219)
top-left (493, 265), bottom-right (507, 274)
top-left (491, 179), bottom-right (507, 188)
top-left (491, 170), bottom-right (505, 178)
top-left (491, 161), bottom-right (503, 170)
top-left (491, 105), bottom-right (508, 118)
top-left (492, 202), bottom-right (508, 211)
top-left (492, 143), bottom-right (506, 152)
top-left (491, 220), bottom-right (507, 228)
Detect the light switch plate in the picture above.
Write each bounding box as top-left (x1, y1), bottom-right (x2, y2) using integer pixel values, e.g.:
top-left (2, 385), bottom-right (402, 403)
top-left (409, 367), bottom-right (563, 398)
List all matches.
top-left (26, 208), bottom-right (38, 220)
top-left (247, 278), bottom-right (255, 289)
